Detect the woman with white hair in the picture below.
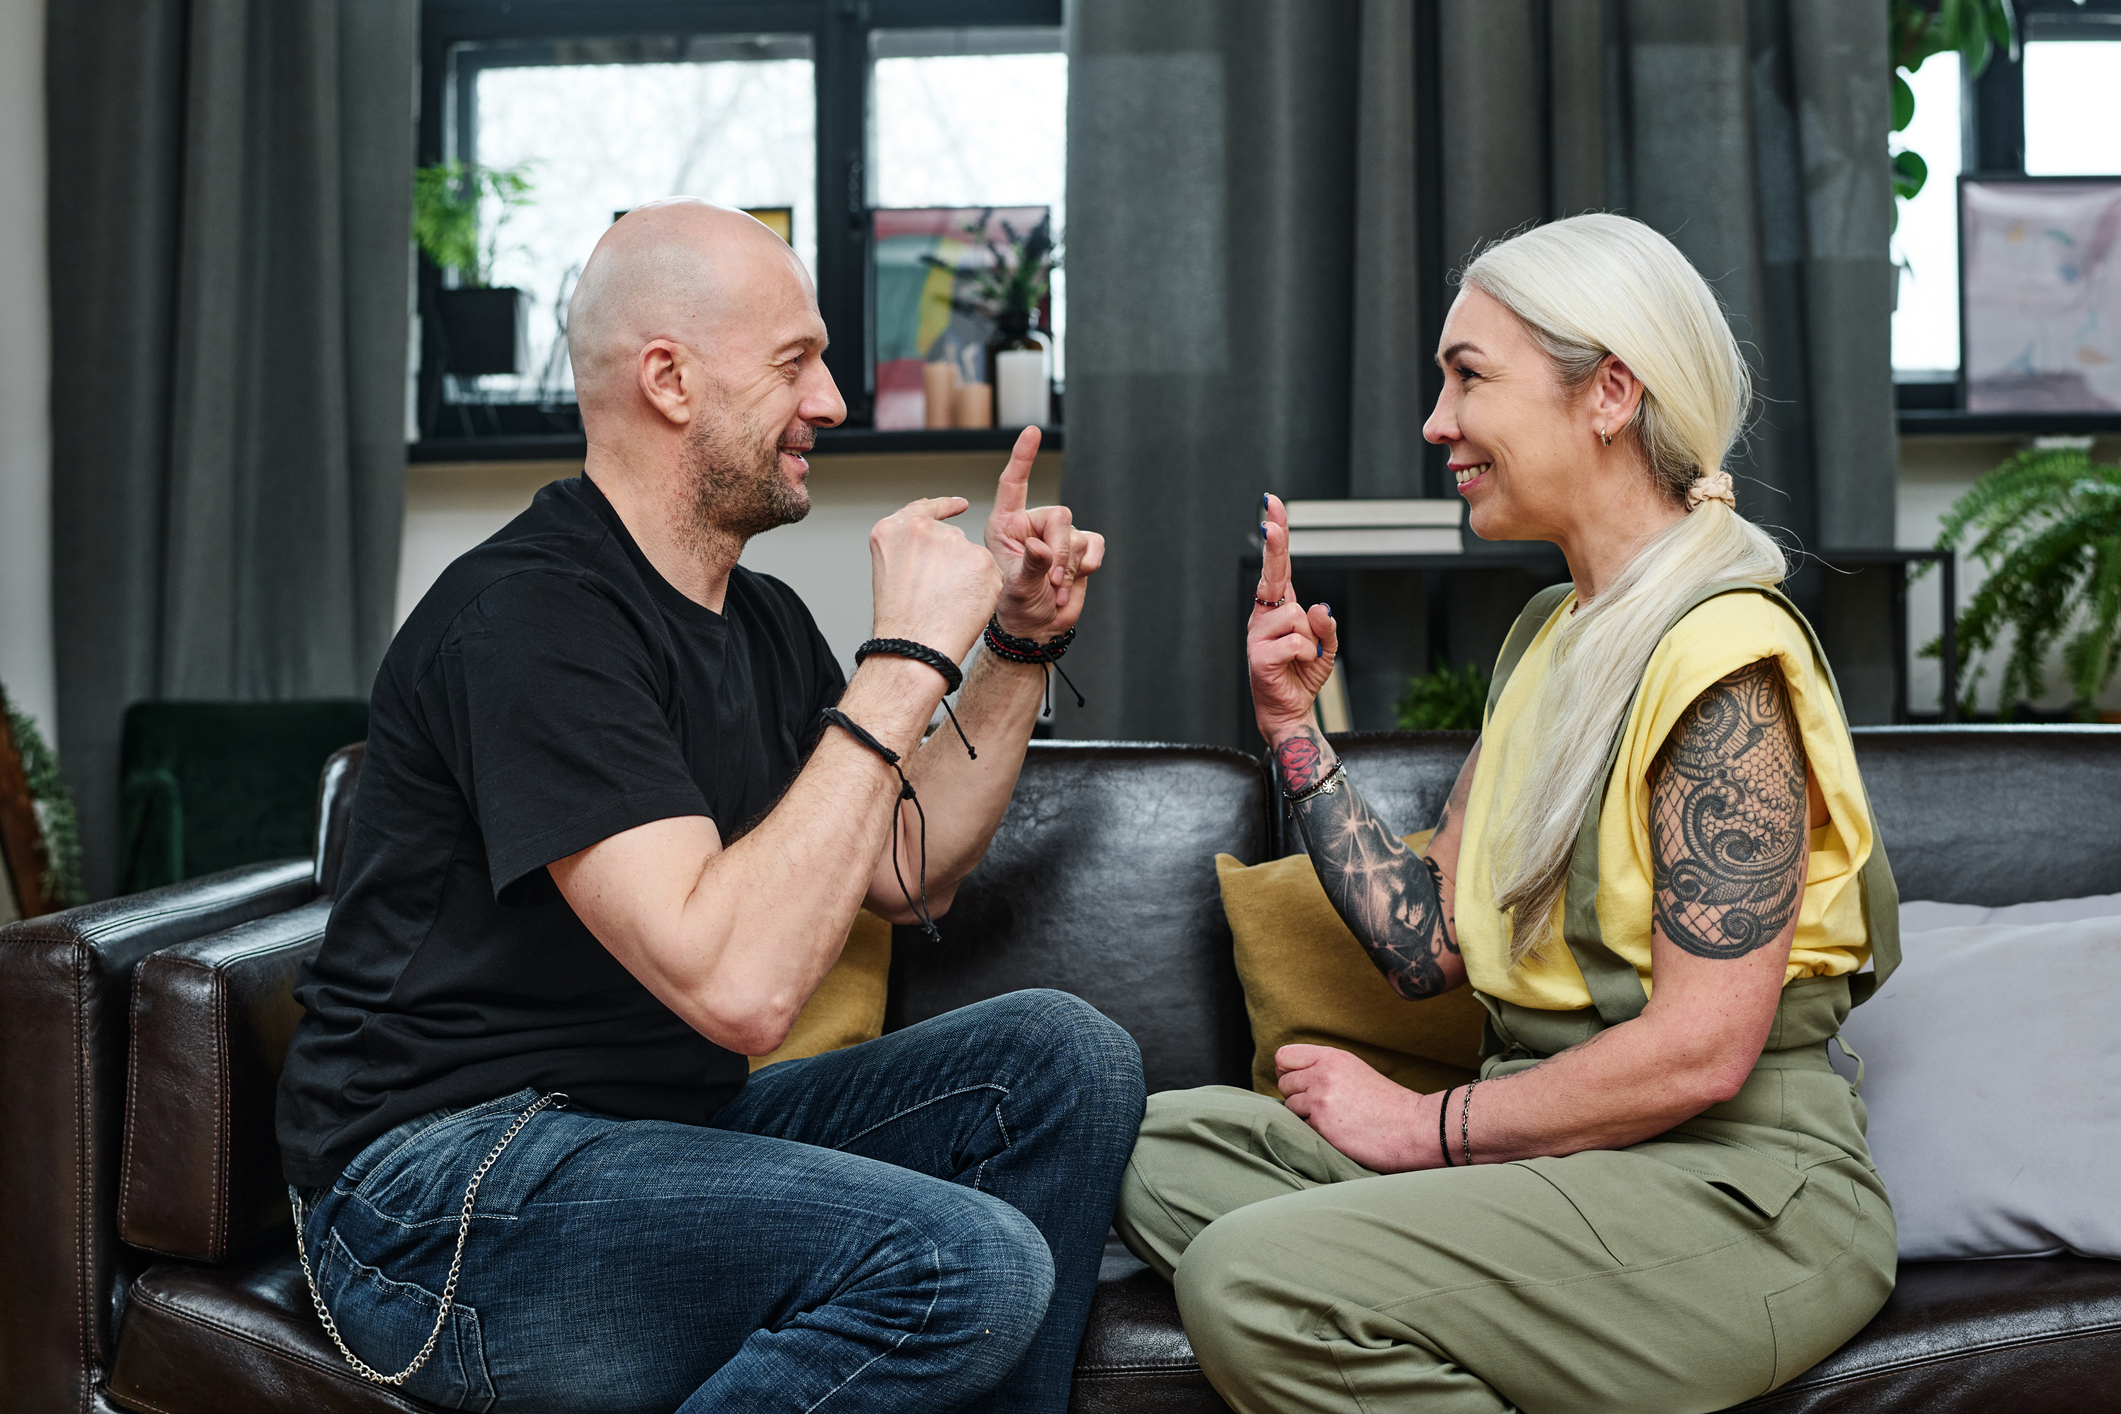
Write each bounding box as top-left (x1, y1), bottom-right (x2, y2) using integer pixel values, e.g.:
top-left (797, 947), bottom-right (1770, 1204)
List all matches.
top-left (1116, 214), bottom-right (1901, 1412)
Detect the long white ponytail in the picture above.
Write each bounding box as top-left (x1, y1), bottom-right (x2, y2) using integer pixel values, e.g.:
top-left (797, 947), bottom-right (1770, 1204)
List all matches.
top-left (1462, 215), bottom-right (1788, 966)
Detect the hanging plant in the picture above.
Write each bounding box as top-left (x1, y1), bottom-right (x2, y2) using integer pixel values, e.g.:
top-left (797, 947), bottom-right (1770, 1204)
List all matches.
top-left (1922, 445), bottom-right (2121, 721)
top-left (1888, 0), bottom-right (2018, 233)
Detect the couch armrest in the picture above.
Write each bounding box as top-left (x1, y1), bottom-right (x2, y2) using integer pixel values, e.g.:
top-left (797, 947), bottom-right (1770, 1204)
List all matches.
top-left (121, 898), bottom-right (332, 1260)
top-left (0, 859), bottom-right (316, 1414)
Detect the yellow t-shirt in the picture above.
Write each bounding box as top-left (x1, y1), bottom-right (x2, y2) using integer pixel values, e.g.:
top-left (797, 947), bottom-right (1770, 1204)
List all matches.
top-left (1456, 589), bottom-right (1876, 1012)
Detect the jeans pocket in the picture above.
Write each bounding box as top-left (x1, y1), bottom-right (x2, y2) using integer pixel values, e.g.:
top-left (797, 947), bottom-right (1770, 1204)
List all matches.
top-left (345, 1089), bottom-right (540, 1223)
top-left (318, 1227), bottom-right (498, 1413)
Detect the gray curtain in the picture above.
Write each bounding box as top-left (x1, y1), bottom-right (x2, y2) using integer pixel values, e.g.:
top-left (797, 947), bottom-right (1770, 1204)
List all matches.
top-left (1062, 0), bottom-right (1896, 746)
top-left (48, 0), bottom-right (416, 896)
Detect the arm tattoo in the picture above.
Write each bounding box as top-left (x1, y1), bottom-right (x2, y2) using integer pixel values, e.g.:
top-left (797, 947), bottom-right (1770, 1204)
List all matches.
top-left (1274, 732), bottom-right (1328, 793)
top-left (1650, 659), bottom-right (1808, 960)
top-left (1278, 727), bottom-right (1455, 998)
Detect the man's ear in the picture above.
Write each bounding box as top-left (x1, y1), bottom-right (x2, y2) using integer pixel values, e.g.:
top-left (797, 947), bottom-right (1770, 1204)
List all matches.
top-left (637, 339), bottom-right (695, 427)
top-left (1590, 354), bottom-right (1646, 436)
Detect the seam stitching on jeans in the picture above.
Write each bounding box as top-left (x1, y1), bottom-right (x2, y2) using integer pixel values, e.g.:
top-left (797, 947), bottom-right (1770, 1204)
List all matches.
top-left (799, 1235), bottom-right (944, 1410)
top-left (828, 1082), bottom-right (1011, 1152)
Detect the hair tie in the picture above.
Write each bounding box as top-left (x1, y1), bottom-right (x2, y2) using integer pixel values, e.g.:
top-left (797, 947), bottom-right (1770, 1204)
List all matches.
top-left (1686, 470), bottom-right (1736, 512)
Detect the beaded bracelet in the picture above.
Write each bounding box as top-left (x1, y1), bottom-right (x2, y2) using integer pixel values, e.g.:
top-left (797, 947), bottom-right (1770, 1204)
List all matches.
top-left (981, 615), bottom-right (1085, 717)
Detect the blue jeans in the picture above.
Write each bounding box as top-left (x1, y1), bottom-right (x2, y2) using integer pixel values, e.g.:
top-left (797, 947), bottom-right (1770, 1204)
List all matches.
top-left (294, 990), bottom-right (1144, 1413)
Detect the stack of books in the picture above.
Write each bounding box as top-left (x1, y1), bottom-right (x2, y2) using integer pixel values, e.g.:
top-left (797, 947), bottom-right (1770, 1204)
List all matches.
top-left (1282, 499), bottom-right (1463, 555)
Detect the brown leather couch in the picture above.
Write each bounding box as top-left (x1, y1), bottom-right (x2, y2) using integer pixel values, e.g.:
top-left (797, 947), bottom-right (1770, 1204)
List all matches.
top-left (4, 730), bottom-right (2118, 1413)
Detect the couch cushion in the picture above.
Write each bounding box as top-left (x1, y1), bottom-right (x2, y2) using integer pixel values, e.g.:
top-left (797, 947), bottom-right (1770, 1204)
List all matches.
top-left (886, 742), bottom-right (1271, 1095)
top-left (109, 1253), bottom-right (443, 1414)
top-left (120, 899), bottom-right (331, 1261)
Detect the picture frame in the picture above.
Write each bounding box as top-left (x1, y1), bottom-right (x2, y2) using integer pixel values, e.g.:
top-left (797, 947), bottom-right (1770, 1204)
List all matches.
top-left (870, 206), bottom-right (1050, 430)
top-left (0, 708), bottom-right (53, 922)
top-left (1958, 174), bottom-right (2121, 414)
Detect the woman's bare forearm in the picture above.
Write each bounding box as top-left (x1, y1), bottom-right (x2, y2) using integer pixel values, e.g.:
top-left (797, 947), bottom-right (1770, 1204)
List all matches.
top-left (1276, 725), bottom-right (1466, 999)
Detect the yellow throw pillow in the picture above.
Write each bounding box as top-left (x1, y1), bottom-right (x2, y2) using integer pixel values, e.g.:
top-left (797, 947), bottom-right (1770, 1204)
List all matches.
top-left (1218, 829), bottom-right (1486, 1098)
top-left (749, 909), bottom-right (893, 1071)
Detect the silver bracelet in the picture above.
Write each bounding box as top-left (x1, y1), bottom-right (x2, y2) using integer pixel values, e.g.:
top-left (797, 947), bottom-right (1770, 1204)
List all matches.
top-left (1460, 1078), bottom-right (1480, 1166)
top-left (1282, 760), bottom-right (1347, 804)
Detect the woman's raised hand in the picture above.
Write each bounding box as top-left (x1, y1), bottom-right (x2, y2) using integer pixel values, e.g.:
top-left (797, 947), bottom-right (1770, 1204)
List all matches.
top-left (1249, 494), bottom-right (1340, 745)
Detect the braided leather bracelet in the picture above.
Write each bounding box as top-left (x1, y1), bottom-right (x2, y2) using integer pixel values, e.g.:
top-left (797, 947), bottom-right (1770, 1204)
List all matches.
top-left (855, 638), bottom-right (976, 759)
top-left (982, 615), bottom-right (1085, 717)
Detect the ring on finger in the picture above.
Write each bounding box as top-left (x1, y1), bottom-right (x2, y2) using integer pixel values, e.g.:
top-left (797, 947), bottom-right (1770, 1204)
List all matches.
top-left (1255, 595), bottom-right (1288, 609)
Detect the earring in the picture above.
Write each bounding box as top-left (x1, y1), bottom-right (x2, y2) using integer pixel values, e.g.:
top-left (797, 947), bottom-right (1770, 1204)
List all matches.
top-left (1598, 428), bottom-right (1612, 447)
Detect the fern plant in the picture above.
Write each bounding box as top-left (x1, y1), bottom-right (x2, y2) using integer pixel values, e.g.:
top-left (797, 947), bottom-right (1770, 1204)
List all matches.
top-left (1923, 445), bottom-right (2121, 721)
top-left (1393, 657), bottom-right (1490, 732)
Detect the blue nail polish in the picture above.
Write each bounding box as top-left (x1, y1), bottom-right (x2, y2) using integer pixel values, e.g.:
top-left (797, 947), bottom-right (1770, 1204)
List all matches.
top-left (1319, 602), bottom-right (1330, 613)
top-left (1262, 493), bottom-right (1270, 510)
top-left (1316, 643), bottom-right (1324, 657)
top-left (1260, 521), bottom-right (1268, 536)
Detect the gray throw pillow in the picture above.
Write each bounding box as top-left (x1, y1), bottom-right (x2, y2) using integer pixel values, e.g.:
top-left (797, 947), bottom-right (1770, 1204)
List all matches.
top-left (1841, 909), bottom-right (2121, 1261)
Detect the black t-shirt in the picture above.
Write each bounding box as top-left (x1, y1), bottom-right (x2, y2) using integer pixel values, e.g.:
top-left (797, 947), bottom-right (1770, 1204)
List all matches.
top-left (276, 475), bottom-right (846, 1187)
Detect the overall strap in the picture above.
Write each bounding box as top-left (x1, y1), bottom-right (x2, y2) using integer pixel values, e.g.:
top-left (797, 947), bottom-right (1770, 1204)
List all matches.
top-left (1485, 584), bottom-right (1575, 726)
top-left (1556, 581), bottom-right (1901, 1025)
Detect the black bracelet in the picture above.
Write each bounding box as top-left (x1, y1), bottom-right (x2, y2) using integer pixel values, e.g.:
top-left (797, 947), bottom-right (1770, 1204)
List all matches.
top-left (981, 615), bottom-right (1085, 719)
top-left (857, 638), bottom-right (964, 694)
top-left (982, 615), bottom-right (1074, 663)
top-left (853, 639), bottom-right (975, 760)
top-left (1437, 1086), bottom-right (1459, 1167)
top-left (818, 708), bottom-right (941, 942)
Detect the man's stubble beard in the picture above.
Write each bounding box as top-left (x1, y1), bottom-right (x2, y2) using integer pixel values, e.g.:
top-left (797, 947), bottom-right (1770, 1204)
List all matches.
top-left (680, 407), bottom-right (811, 547)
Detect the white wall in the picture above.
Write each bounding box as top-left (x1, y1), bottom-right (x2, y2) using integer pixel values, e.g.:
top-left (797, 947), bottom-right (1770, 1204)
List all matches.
top-left (1896, 433), bottom-right (2121, 716)
top-left (0, 0), bottom-right (55, 741)
top-left (398, 450), bottom-right (1065, 670)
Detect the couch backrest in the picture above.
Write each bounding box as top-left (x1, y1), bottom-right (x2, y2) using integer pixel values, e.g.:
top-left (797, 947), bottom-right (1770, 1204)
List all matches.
top-left (886, 741), bottom-right (1271, 1095)
top-left (1852, 727), bottom-right (2121, 904)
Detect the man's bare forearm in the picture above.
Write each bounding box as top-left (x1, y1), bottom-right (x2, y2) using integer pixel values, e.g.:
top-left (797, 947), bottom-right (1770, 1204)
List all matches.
top-left (1276, 724), bottom-right (1464, 1000)
top-left (868, 644), bottom-right (1049, 916)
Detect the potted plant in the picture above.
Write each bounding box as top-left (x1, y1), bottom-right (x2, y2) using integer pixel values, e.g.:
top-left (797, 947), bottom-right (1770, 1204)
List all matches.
top-left (413, 160), bottom-right (536, 377)
top-left (1393, 658), bottom-right (1490, 732)
top-left (1925, 444), bottom-right (2121, 721)
top-left (924, 211), bottom-right (1060, 428)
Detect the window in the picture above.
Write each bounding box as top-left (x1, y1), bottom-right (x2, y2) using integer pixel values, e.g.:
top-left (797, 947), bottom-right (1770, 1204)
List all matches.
top-left (2024, 41), bottom-right (2121, 174)
top-left (870, 28), bottom-right (1068, 379)
top-left (415, 1), bottom-right (1066, 449)
top-left (1891, 52), bottom-right (1961, 375)
top-left (1893, 2), bottom-right (2121, 407)
top-left (461, 36), bottom-right (817, 406)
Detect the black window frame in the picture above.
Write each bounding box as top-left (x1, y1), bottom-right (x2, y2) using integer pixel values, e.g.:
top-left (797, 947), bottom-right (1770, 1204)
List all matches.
top-left (1896, 0), bottom-right (2121, 433)
top-left (415, 0), bottom-right (1064, 459)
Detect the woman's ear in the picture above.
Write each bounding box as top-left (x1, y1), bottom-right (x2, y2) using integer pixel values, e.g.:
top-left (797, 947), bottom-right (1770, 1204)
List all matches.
top-left (1589, 354), bottom-right (1646, 437)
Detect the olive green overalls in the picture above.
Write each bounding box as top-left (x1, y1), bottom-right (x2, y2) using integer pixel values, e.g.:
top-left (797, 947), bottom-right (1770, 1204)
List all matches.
top-left (1116, 583), bottom-right (1904, 1414)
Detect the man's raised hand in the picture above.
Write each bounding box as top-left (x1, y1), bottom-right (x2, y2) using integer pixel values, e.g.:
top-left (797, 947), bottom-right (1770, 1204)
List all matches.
top-left (869, 495), bottom-right (1004, 664)
top-left (986, 427), bottom-right (1105, 640)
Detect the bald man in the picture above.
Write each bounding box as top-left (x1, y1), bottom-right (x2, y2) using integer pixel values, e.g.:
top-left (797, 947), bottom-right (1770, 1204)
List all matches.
top-left (276, 201), bottom-right (1142, 1414)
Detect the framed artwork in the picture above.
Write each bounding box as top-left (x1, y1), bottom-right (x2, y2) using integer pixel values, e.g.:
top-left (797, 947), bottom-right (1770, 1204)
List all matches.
top-left (1960, 175), bottom-right (2121, 414)
top-left (743, 207), bottom-right (794, 245)
top-left (870, 206), bottom-right (1049, 430)
top-left (0, 710), bottom-right (51, 922)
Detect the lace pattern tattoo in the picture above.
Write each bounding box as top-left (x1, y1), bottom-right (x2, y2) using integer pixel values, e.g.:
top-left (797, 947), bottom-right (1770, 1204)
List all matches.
top-left (1650, 659), bottom-right (1808, 960)
top-left (1279, 727), bottom-right (1456, 999)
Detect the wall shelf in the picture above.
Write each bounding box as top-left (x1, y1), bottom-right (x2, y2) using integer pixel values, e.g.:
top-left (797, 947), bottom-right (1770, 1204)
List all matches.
top-left (1898, 410), bottom-right (2121, 437)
